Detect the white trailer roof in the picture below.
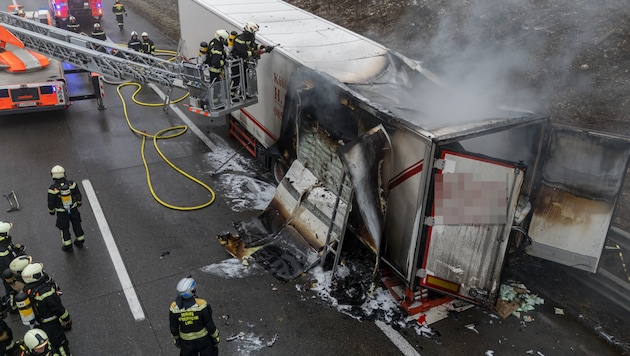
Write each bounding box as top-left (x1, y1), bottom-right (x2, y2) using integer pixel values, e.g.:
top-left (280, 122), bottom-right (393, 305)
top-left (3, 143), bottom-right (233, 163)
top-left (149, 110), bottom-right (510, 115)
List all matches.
top-left (194, 0), bottom-right (540, 137)
top-left (193, 0), bottom-right (389, 83)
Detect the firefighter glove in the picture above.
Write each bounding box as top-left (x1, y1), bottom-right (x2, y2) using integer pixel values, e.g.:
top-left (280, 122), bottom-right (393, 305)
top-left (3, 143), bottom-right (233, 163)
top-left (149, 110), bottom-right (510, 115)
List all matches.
top-left (211, 329), bottom-right (220, 345)
top-left (49, 212), bottom-right (55, 215)
top-left (264, 46), bottom-right (274, 53)
top-left (61, 318), bottom-right (72, 331)
top-left (125, 13), bottom-right (128, 17)
top-left (173, 336), bottom-right (181, 348)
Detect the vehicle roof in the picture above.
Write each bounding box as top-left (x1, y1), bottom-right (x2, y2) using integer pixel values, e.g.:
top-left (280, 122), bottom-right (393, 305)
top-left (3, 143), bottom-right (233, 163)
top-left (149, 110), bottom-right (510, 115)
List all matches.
top-left (194, 0), bottom-right (544, 139)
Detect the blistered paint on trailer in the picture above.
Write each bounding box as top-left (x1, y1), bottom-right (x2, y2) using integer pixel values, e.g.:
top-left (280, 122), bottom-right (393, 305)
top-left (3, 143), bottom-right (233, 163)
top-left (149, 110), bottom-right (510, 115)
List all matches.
top-left (527, 126), bottom-right (630, 272)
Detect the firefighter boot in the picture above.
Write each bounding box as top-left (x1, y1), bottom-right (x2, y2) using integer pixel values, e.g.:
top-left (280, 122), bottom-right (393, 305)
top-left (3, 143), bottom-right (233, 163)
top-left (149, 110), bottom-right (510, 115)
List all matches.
top-left (61, 231), bottom-right (73, 252)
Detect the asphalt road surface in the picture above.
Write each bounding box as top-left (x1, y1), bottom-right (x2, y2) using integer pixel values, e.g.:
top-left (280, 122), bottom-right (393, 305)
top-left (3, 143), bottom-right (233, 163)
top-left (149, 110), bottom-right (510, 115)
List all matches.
top-left (0, 2), bottom-right (627, 355)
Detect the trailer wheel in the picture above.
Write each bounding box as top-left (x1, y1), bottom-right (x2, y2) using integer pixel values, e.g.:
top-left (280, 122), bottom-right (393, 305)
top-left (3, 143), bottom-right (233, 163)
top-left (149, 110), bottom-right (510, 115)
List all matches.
top-left (272, 159), bottom-right (288, 184)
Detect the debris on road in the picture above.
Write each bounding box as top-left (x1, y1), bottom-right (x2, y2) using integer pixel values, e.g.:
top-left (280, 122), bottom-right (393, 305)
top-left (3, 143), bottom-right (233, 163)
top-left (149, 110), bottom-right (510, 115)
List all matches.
top-left (495, 281), bottom-right (544, 319)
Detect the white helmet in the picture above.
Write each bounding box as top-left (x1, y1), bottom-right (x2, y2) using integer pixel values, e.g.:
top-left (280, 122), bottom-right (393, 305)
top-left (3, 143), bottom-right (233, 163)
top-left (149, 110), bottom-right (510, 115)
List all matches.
top-left (215, 29), bottom-right (229, 42)
top-left (69, 16), bottom-right (76, 21)
top-left (94, 23), bottom-right (101, 29)
top-left (176, 277), bottom-right (196, 299)
top-left (244, 22), bottom-right (259, 33)
top-left (21, 263), bottom-right (44, 284)
top-left (24, 328), bottom-right (49, 351)
top-left (131, 31), bottom-right (138, 37)
top-left (141, 32), bottom-right (148, 37)
top-left (0, 222), bottom-right (12, 236)
top-left (9, 255), bottom-right (32, 274)
top-left (51, 165), bottom-right (65, 179)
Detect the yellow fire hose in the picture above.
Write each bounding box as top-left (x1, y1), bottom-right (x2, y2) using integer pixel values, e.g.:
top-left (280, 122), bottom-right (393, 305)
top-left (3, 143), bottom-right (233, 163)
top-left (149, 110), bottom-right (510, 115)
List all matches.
top-left (108, 48), bottom-right (215, 210)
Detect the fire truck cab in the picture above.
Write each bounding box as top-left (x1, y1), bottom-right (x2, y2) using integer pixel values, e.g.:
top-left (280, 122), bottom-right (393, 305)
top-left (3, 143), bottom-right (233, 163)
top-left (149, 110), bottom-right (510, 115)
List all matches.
top-left (48, 0), bottom-right (102, 26)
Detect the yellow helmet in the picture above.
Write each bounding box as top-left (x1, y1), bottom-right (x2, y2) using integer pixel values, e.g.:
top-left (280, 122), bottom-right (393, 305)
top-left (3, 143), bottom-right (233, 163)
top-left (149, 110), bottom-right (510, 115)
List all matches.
top-left (244, 22), bottom-right (259, 33)
top-left (24, 329), bottom-right (49, 351)
top-left (51, 165), bottom-right (65, 179)
top-left (21, 263), bottom-right (44, 284)
top-left (9, 255), bottom-right (32, 274)
top-left (215, 29), bottom-right (229, 42)
top-left (0, 222), bottom-right (12, 236)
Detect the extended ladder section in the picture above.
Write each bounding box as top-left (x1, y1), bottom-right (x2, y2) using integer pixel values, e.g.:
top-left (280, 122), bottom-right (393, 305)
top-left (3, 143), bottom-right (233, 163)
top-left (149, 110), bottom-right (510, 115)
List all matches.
top-left (0, 11), bottom-right (258, 116)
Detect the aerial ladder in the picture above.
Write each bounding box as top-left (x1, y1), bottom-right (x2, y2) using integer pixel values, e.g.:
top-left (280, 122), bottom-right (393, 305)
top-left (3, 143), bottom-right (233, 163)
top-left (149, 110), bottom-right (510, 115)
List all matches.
top-left (0, 10), bottom-right (258, 117)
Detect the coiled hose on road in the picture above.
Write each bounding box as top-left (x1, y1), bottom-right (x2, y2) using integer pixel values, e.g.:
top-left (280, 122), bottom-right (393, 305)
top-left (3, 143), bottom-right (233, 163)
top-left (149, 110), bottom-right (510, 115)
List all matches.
top-left (103, 48), bottom-right (216, 211)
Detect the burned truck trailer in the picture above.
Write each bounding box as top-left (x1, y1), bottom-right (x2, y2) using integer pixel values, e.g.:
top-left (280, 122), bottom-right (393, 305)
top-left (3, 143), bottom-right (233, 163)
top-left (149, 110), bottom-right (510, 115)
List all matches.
top-left (179, 0), bottom-right (630, 306)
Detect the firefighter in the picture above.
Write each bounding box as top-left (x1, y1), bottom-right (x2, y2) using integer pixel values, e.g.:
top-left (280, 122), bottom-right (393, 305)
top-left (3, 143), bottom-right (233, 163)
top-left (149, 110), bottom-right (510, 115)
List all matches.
top-left (169, 277), bottom-right (220, 356)
top-left (205, 29), bottom-right (229, 83)
top-left (233, 22), bottom-right (273, 60)
top-left (22, 263), bottom-right (71, 356)
top-left (4, 255), bottom-right (32, 294)
top-left (0, 320), bottom-right (14, 356)
top-left (112, 0), bottom-right (127, 31)
top-left (16, 9), bottom-right (26, 18)
top-left (140, 32), bottom-right (155, 56)
top-left (128, 31), bottom-right (141, 52)
top-left (0, 222), bottom-right (14, 300)
top-left (66, 16), bottom-right (80, 34)
top-left (48, 165), bottom-right (85, 252)
top-left (91, 23), bottom-right (106, 41)
top-left (0, 315), bottom-right (15, 356)
top-left (22, 328), bottom-right (59, 356)
top-left (232, 22), bottom-right (273, 96)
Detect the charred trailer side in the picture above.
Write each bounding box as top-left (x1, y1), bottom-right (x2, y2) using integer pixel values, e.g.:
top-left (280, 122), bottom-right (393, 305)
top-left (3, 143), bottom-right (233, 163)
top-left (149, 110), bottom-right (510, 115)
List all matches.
top-left (179, 0), bottom-right (630, 308)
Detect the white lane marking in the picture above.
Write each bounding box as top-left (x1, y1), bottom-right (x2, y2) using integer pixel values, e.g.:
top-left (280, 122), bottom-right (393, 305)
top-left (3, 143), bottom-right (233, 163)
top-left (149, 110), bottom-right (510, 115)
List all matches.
top-left (375, 320), bottom-right (421, 356)
top-left (82, 179), bottom-right (146, 321)
top-left (148, 83), bottom-right (218, 151)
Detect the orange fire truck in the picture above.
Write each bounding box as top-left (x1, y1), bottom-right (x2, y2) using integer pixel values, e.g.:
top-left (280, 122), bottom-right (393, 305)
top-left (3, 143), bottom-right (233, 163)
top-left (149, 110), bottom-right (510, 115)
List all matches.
top-left (0, 25), bottom-right (71, 114)
top-left (0, 10), bottom-right (104, 115)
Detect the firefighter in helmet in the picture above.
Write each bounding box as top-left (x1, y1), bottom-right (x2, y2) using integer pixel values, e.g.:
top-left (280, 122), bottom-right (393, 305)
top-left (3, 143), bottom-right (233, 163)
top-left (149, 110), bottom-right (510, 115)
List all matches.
top-left (112, 0), bottom-right (127, 31)
top-left (140, 32), bottom-right (155, 56)
top-left (206, 29), bottom-right (229, 83)
top-left (0, 222), bottom-right (15, 300)
top-left (48, 165), bottom-right (85, 252)
top-left (0, 316), bottom-right (15, 356)
top-left (22, 263), bottom-right (71, 356)
top-left (231, 22), bottom-right (273, 97)
top-left (22, 328), bottom-right (58, 356)
top-left (128, 31), bottom-right (141, 52)
top-left (3, 255), bottom-right (32, 295)
top-left (66, 16), bottom-right (80, 33)
top-left (91, 23), bottom-right (106, 41)
top-left (169, 277), bottom-right (220, 356)
top-left (16, 9), bottom-right (26, 18)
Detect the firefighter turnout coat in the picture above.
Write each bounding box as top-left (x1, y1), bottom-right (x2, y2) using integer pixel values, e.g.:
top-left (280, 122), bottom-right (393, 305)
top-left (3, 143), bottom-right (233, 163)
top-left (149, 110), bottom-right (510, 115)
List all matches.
top-left (169, 297), bottom-right (219, 354)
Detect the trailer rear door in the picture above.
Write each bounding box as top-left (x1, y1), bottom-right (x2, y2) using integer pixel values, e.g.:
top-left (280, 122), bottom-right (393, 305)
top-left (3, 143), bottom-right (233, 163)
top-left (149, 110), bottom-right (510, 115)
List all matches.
top-left (526, 125), bottom-right (630, 273)
top-left (420, 150), bottom-right (525, 304)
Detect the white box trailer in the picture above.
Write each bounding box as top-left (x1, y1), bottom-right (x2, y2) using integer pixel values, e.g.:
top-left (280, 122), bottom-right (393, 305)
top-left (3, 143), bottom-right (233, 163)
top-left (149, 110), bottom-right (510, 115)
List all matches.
top-left (179, 0), bottom-right (630, 306)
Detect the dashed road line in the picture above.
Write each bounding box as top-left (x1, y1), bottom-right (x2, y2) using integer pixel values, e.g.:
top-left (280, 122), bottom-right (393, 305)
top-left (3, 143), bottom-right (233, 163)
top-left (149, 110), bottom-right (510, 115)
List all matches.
top-left (82, 179), bottom-right (146, 321)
